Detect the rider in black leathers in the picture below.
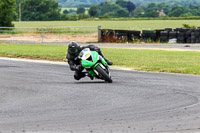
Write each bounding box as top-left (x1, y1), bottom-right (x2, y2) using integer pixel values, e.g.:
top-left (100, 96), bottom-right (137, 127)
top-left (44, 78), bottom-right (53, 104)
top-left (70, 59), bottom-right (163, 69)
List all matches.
top-left (66, 42), bottom-right (113, 80)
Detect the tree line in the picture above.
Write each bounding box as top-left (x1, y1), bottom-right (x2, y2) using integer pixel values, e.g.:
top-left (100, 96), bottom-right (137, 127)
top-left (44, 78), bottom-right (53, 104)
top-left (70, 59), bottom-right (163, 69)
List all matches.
top-left (64, 1), bottom-right (200, 19)
top-left (56, 0), bottom-right (200, 7)
top-left (1, 0), bottom-right (200, 27)
top-left (88, 1), bottom-right (200, 18)
top-left (133, 3), bottom-right (200, 18)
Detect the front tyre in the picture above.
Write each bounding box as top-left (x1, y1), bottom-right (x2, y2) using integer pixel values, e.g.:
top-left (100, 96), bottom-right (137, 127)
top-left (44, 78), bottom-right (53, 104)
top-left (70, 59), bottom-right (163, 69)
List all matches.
top-left (96, 65), bottom-right (112, 83)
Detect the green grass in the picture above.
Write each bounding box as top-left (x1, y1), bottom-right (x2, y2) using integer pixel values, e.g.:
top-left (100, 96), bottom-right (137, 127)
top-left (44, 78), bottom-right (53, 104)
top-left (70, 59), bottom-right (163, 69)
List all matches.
top-left (13, 20), bottom-right (200, 30)
top-left (102, 48), bottom-right (200, 74)
top-left (1, 43), bottom-right (200, 75)
top-left (0, 44), bottom-right (67, 61)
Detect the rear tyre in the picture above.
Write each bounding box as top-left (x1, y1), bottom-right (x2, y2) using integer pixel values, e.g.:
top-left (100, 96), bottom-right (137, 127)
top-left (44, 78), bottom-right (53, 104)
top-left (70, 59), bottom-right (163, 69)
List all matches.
top-left (96, 65), bottom-right (112, 83)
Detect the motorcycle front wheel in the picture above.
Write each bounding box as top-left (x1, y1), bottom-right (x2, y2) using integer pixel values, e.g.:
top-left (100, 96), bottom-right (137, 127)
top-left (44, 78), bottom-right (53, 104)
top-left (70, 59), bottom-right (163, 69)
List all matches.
top-left (95, 65), bottom-right (112, 83)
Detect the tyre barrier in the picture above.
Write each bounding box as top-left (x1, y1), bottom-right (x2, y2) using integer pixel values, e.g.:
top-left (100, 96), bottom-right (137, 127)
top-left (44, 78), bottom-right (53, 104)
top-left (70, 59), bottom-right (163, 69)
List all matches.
top-left (101, 28), bottom-right (200, 43)
top-left (101, 29), bottom-right (141, 43)
top-left (160, 31), bottom-right (169, 43)
top-left (142, 30), bottom-right (157, 42)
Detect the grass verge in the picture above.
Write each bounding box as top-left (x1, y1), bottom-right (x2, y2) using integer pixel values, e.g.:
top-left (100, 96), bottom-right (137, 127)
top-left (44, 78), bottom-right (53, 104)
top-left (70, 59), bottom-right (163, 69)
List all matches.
top-left (13, 20), bottom-right (200, 31)
top-left (0, 44), bottom-right (200, 75)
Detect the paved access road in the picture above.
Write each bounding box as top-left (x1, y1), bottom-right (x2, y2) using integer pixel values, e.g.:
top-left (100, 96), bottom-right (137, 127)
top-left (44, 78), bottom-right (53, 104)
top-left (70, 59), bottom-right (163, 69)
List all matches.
top-left (0, 58), bottom-right (200, 133)
top-left (11, 41), bottom-right (200, 51)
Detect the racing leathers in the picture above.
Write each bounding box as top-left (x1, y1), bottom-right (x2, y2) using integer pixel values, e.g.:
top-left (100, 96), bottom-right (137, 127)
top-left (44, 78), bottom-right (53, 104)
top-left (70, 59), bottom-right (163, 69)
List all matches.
top-left (66, 45), bottom-right (112, 80)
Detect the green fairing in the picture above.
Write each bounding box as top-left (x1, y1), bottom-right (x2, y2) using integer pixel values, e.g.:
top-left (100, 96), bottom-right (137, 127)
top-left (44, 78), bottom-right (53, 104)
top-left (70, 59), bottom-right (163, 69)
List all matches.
top-left (101, 58), bottom-right (108, 66)
top-left (81, 60), bottom-right (94, 68)
top-left (81, 51), bottom-right (99, 68)
top-left (79, 48), bottom-right (112, 82)
top-left (87, 70), bottom-right (96, 77)
top-left (92, 51), bottom-right (99, 63)
top-left (93, 57), bottom-right (107, 69)
top-left (81, 51), bottom-right (109, 78)
top-left (94, 63), bottom-right (101, 69)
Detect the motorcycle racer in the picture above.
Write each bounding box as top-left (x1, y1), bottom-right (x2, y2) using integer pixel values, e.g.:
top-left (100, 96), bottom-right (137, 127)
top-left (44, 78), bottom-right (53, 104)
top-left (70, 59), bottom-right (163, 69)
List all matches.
top-left (66, 41), bottom-right (113, 80)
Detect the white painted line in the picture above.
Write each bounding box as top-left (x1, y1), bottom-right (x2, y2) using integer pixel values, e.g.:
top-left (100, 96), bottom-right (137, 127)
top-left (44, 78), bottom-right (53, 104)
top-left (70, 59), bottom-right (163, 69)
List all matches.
top-left (0, 57), bottom-right (133, 71)
top-left (0, 57), bottom-right (67, 65)
top-left (0, 57), bottom-right (199, 77)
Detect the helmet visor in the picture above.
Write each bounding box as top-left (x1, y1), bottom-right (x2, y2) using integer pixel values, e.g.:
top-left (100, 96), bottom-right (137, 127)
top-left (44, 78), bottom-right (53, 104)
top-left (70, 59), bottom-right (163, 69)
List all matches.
top-left (69, 47), bottom-right (78, 54)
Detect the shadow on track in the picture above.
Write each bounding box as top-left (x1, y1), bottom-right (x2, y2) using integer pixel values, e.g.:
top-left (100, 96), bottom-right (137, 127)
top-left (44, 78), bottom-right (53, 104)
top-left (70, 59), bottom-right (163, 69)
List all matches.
top-left (75, 81), bottom-right (108, 84)
top-left (0, 65), bottom-right (19, 68)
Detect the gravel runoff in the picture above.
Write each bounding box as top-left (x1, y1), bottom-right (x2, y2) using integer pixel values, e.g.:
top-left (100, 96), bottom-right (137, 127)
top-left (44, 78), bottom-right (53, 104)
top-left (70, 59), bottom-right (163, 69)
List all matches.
top-left (0, 58), bottom-right (200, 133)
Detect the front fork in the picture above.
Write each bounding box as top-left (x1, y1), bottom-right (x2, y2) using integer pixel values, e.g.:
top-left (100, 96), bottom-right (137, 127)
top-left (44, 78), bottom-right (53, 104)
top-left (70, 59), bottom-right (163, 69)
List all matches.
top-left (86, 56), bottom-right (110, 78)
top-left (99, 55), bottom-right (108, 66)
top-left (93, 56), bottom-right (110, 77)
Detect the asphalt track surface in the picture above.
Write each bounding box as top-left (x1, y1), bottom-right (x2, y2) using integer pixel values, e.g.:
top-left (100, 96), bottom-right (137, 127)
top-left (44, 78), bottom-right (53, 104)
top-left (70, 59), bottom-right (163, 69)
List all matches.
top-left (0, 58), bottom-right (200, 133)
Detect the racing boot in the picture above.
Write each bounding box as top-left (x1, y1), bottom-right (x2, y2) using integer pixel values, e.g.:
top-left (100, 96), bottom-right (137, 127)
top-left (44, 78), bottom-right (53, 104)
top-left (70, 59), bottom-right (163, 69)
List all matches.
top-left (74, 71), bottom-right (86, 80)
top-left (98, 51), bottom-right (113, 66)
top-left (88, 74), bottom-right (94, 80)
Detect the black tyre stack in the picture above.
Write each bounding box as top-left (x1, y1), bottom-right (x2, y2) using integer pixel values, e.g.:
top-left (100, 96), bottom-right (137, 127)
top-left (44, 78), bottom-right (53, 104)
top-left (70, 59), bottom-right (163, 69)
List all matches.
top-left (169, 31), bottom-right (177, 39)
top-left (195, 29), bottom-right (200, 43)
top-left (142, 30), bottom-right (157, 42)
top-left (175, 28), bottom-right (200, 44)
top-left (185, 29), bottom-right (193, 43)
top-left (165, 28), bottom-right (173, 32)
top-left (160, 31), bottom-right (169, 43)
top-left (101, 27), bottom-right (200, 43)
top-left (115, 30), bottom-right (128, 41)
top-left (155, 30), bottom-right (164, 42)
top-left (127, 30), bottom-right (141, 42)
top-left (177, 31), bottom-right (185, 43)
top-left (175, 28), bottom-right (187, 43)
top-left (114, 30), bottom-right (141, 42)
top-left (191, 31), bottom-right (196, 43)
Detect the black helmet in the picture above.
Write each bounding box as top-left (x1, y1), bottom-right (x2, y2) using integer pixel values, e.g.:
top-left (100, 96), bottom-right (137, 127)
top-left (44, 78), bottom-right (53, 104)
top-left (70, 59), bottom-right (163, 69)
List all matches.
top-left (68, 41), bottom-right (79, 54)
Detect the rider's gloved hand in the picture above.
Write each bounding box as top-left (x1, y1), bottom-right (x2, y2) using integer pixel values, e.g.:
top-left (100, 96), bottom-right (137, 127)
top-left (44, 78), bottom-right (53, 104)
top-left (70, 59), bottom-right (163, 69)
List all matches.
top-left (70, 65), bottom-right (77, 71)
top-left (76, 65), bottom-right (82, 71)
top-left (107, 60), bottom-right (113, 65)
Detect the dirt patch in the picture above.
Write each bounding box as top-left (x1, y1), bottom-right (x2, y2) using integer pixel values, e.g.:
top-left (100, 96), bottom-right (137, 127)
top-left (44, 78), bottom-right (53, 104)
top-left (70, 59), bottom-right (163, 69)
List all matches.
top-left (0, 33), bottom-right (98, 43)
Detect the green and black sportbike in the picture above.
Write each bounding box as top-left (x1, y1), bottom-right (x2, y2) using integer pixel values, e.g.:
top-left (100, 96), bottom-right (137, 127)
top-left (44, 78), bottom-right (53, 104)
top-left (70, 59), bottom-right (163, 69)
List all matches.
top-left (78, 48), bottom-right (112, 83)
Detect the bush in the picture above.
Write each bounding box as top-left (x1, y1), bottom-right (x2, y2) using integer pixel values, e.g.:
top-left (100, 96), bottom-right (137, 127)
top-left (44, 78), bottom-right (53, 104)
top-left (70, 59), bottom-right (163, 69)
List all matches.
top-left (77, 14), bottom-right (90, 20)
top-left (183, 24), bottom-right (196, 28)
top-left (0, 0), bottom-right (16, 27)
top-left (99, 14), bottom-right (110, 19)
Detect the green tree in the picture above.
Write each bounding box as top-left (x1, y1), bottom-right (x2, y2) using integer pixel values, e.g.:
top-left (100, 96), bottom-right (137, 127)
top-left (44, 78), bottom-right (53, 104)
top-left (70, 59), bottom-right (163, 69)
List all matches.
top-left (63, 9), bottom-right (69, 14)
top-left (76, 6), bottom-right (85, 14)
top-left (97, 1), bottom-right (129, 17)
top-left (21, 0), bottom-right (62, 21)
top-left (168, 8), bottom-right (184, 17)
top-left (143, 3), bottom-right (159, 17)
top-left (114, 8), bottom-right (129, 17)
top-left (89, 5), bottom-right (98, 17)
top-left (157, 2), bottom-right (170, 15)
top-left (0, 0), bottom-right (16, 27)
top-left (68, 9), bottom-right (76, 15)
top-left (133, 6), bottom-right (144, 17)
top-left (116, 0), bottom-right (136, 16)
top-left (116, 0), bottom-right (127, 8)
top-left (168, 4), bottom-right (185, 17)
top-left (188, 5), bottom-right (200, 16)
top-left (180, 12), bottom-right (193, 17)
top-left (126, 1), bottom-right (136, 16)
